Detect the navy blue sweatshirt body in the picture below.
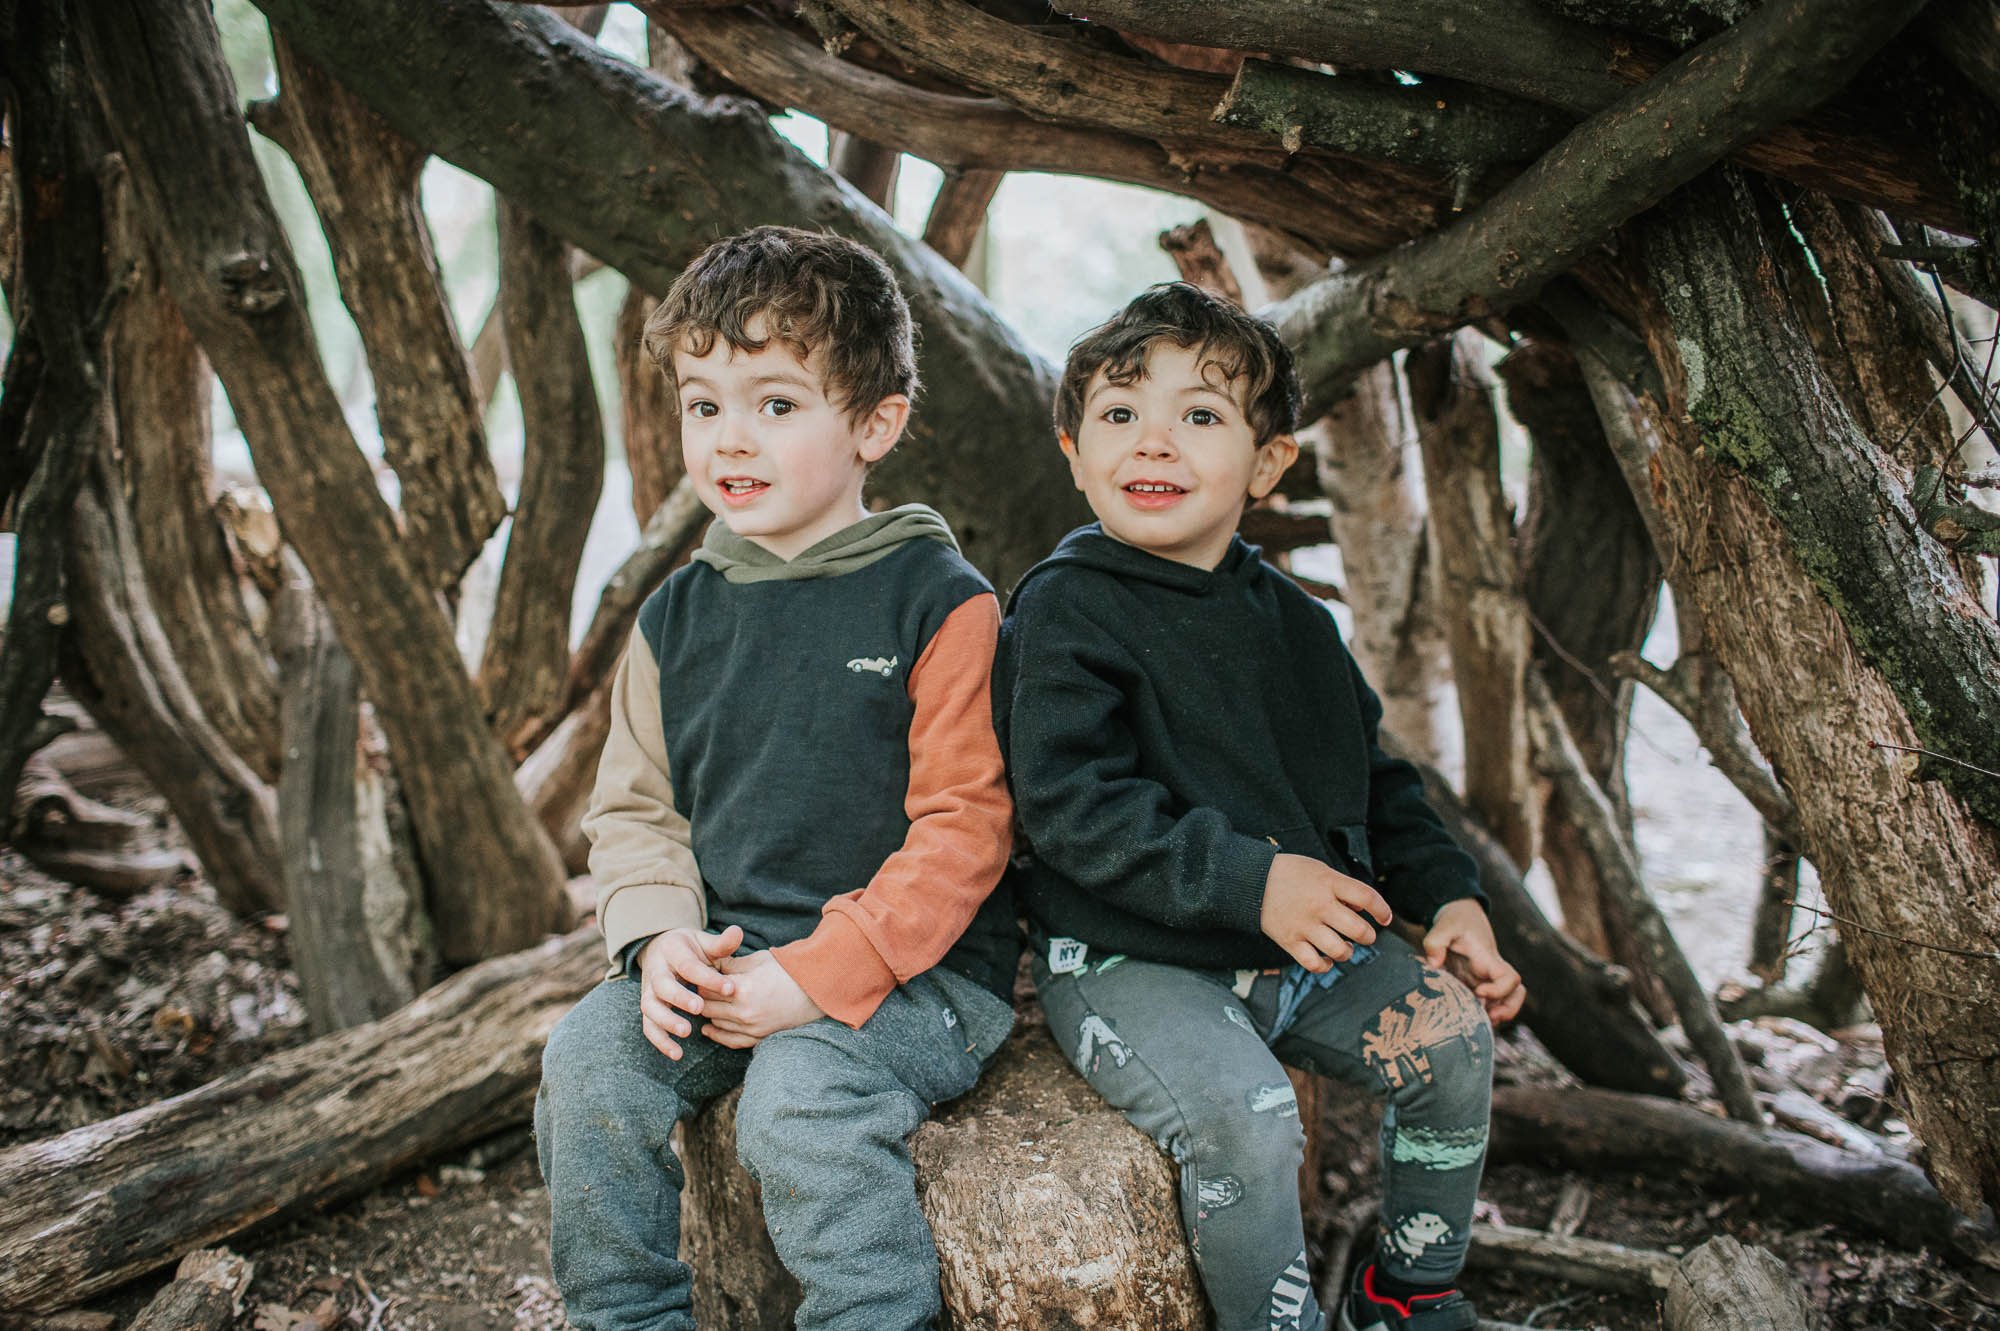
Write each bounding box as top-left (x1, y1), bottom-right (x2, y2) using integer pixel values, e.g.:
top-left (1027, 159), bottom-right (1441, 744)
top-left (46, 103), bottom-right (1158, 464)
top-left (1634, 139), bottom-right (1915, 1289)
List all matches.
top-left (994, 524), bottom-right (1483, 971)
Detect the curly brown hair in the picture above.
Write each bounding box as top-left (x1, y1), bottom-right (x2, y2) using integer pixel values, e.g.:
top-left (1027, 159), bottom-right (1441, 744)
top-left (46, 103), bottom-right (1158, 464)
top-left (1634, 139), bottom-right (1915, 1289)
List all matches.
top-left (644, 226), bottom-right (918, 419)
top-left (1055, 282), bottom-right (1299, 445)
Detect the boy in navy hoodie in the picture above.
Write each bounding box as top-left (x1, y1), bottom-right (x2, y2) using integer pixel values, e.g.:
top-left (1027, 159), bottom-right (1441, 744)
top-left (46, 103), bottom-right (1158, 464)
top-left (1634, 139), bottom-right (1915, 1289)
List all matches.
top-left (995, 283), bottom-right (1524, 1331)
top-left (537, 227), bottom-right (1017, 1331)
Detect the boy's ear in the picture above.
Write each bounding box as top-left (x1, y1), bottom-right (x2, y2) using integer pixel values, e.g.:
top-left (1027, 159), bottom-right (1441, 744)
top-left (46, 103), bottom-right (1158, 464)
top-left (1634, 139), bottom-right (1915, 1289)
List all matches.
top-left (856, 393), bottom-right (912, 462)
top-left (1057, 431), bottom-right (1086, 490)
top-left (1248, 434), bottom-right (1300, 500)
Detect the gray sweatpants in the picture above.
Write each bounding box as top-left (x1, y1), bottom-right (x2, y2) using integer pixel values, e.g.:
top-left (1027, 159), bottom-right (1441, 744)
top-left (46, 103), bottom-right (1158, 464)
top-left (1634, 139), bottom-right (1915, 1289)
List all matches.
top-left (536, 964), bottom-right (1014, 1331)
top-left (1034, 930), bottom-right (1493, 1331)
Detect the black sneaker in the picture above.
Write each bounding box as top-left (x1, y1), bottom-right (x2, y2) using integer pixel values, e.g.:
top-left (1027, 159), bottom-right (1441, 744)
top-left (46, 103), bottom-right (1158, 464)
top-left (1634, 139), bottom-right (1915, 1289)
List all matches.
top-left (1337, 1263), bottom-right (1478, 1331)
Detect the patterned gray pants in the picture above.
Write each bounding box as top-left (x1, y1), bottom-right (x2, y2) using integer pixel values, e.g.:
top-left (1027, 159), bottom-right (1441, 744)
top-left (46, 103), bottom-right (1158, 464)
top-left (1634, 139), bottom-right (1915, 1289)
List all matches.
top-left (1034, 930), bottom-right (1493, 1331)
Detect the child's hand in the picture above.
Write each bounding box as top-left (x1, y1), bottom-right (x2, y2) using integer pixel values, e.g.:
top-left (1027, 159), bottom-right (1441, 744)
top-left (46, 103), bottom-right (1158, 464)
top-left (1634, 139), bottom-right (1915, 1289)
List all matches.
top-left (1423, 899), bottom-right (1525, 1024)
top-left (1260, 852), bottom-right (1394, 972)
top-left (637, 924), bottom-right (743, 1060)
top-left (701, 951), bottom-right (826, 1049)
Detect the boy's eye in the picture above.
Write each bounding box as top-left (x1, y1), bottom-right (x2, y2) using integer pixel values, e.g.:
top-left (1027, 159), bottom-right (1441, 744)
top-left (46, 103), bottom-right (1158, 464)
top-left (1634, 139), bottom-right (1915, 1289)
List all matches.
top-left (1184, 407), bottom-right (1223, 426)
top-left (761, 398), bottom-right (797, 418)
top-left (686, 400), bottom-right (718, 419)
top-left (1102, 406), bottom-right (1136, 425)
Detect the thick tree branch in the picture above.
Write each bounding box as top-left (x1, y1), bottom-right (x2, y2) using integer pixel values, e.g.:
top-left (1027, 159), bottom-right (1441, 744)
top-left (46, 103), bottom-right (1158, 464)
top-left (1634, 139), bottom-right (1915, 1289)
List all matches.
top-left (74, 0), bottom-right (571, 961)
top-left (1058, 0), bottom-right (1957, 229)
top-left (922, 167), bottom-right (1002, 270)
top-left (481, 203), bottom-right (605, 757)
top-left (1524, 668), bottom-right (1764, 1124)
top-left (253, 0), bottom-right (1080, 587)
top-left (248, 38), bottom-right (507, 592)
top-left (1270, 0), bottom-right (1929, 414)
top-left (653, 5), bottom-right (1431, 259)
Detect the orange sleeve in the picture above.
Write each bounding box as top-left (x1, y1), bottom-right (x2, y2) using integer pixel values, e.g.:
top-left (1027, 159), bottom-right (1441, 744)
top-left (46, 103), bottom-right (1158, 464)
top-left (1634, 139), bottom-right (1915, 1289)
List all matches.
top-left (772, 593), bottom-right (1013, 1028)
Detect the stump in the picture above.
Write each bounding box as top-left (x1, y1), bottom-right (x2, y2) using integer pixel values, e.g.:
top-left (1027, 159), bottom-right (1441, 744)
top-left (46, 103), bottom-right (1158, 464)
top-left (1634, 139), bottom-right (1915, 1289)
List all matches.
top-left (682, 1020), bottom-right (1221, 1330)
top-left (1663, 1236), bottom-right (1813, 1331)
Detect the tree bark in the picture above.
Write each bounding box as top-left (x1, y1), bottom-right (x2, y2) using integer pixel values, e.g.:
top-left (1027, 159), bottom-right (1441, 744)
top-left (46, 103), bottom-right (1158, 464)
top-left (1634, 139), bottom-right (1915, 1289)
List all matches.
top-left (0, 1), bottom-right (110, 810)
top-left (921, 168), bottom-right (1002, 271)
top-left (1504, 338), bottom-right (1665, 1008)
top-left (1663, 1236), bottom-right (1814, 1331)
top-left (1408, 743), bottom-right (1686, 1096)
top-left (63, 461), bottom-right (285, 916)
top-left (247, 37), bottom-right (506, 593)
top-left (0, 931), bottom-right (601, 1313)
top-left (615, 284), bottom-right (682, 529)
top-left (125, 1250), bottom-right (254, 1331)
top-left (275, 559), bottom-right (434, 1035)
top-left (10, 753), bottom-right (190, 898)
top-left (102, 180), bottom-right (280, 784)
top-left (1626, 176), bottom-right (2000, 1211)
top-left (1524, 667), bottom-right (1762, 1121)
top-left (74, 0), bottom-right (571, 962)
top-left (1410, 334), bottom-right (1538, 868)
top-left (827, 131), bottom-right (900, 211)
top-left (681, 1024), bottom-right (1207, 1331)
top-left (1269, 0), bottom-right (1930, 416)
top-left (256, 0), bottom-right (1080, 588)
top-left (1054, 0), bottom-right (1955, 228)
top-left (481, 203), bottom-right (606, 757)
top-left (1317, 361), bottom-right (1451, 767)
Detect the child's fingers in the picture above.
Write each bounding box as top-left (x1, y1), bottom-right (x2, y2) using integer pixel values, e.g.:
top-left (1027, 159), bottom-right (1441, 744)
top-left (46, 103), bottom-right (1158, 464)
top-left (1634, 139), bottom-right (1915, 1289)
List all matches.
top-left (701, 925), bottom-right (744, 958)
top-left (640, 987), bottom-right (696, 1039)
top-left (1303, 922), bottom-right (1354, 963)
top-left (1318, 904), bottom-right (1377, 948)
top-left (646, 974), bottom-right (704, 1017)
top-left (1282, 938), bottom-right (1332, 973)
top-left (640, 1014), bottom-right (684, 1061)
top-left (1335, 880), bottom-right (1395, 926)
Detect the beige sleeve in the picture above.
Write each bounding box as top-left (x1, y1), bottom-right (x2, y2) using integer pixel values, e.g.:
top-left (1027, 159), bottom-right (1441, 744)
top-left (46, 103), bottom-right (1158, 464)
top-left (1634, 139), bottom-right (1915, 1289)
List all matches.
top-left (583, 625), bottom-right (706, 967)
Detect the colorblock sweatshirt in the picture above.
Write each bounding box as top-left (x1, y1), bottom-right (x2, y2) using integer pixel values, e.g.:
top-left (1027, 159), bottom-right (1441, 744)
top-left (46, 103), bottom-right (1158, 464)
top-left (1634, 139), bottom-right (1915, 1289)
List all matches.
top-left (584, 505), bottom-right (1018, 1027)
top-left (994, 524), bottom-right (1483, 972)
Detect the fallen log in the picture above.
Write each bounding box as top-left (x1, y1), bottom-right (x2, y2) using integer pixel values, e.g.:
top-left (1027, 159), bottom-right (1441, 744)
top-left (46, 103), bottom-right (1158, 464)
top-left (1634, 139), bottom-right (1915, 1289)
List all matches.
top-left (0, 931), bottom-right (601, 1312)
top-left (10, 753), bottom-right (189, 897)
top-left (1465, 1223), bottom-right (1673, 1296)
top-left (1490, 1085), bottom-right (2000, 1265)
top-left (1664, 1236), bottom-right (1812, 1331)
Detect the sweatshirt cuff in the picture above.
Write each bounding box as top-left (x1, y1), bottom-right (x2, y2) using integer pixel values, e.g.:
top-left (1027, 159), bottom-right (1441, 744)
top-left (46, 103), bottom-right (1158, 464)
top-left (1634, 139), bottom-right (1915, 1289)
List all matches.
top-left (772, 912), bottom-right (898, 1030)
top-left (1222, 835), bottom-right (1283, 934)
top-left (600, 882), bottom-right (705, 965)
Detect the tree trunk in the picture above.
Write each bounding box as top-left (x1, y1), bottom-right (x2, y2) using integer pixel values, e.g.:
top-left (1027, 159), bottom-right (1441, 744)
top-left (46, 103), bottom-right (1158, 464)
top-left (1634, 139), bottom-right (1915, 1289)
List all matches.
top-left (102, 185), bottom-right (280, 784)
top-left (62, 462), bottom-right (285, 916)
top-left (1663, 1237), bottom-right (1813, 1331)
top-left (828, 131), bottom-right (901, 211)
top-left (247, 37), bottom-right (506, 593)
top-left (1503, 337), bottom-right (1668, 1016)
top-left (1318, 361), bottom-right (1450, 767)
top-left (253, 0), bottom-right (1081, 588)
top-left (1410, 334), bottom-right (1537, 868)
top-left (274, 559), bottom-right (434, 1035)
top-left (615, 284), bottom-right (683, 529)
top-left (481, 203), bottom-right (606, 756)
top-left (1633, 173), bottom-right (2000, 1210)
top-left (75, 0), bottom-right (571, 962)
top-left (681, 1023), bottom-right (1206, 1331)
top-left (0, 932), bottom-right (601, 1314)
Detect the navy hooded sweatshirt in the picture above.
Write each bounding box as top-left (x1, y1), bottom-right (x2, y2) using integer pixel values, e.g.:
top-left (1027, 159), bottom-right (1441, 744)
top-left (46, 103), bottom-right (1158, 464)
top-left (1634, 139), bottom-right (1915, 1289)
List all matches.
top-left (994, 524), bottom-right (1483, 972)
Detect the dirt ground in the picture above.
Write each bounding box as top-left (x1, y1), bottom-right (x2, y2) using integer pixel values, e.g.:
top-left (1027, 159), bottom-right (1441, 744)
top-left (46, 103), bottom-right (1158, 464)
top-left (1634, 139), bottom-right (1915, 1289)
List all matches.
top-left (3, 846), bottom-right (1997, 1331)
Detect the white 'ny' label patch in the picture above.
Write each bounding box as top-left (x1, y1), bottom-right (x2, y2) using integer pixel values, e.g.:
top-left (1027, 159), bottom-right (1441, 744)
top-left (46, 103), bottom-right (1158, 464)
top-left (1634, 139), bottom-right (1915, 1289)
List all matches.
top-left (1048, 937), bottom-right (1089, 974)
top-left (847, 654), bottom-right (898, 677)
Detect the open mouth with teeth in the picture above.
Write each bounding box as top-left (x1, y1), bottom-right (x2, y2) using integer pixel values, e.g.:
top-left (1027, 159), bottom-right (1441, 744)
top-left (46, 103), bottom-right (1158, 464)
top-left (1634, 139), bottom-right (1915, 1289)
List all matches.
top-left (718, 477), bottom-right (769, 505)
top-left (1122, 480), bottom-right (1187, 509)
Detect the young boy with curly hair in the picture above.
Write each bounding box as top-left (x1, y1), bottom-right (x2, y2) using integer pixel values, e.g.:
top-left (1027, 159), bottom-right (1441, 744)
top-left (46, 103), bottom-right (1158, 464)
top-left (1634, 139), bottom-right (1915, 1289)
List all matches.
top-left (996, 282), bottom-right (1524, 1331)
top-left (537, 226), bottom-right (1018, 1331)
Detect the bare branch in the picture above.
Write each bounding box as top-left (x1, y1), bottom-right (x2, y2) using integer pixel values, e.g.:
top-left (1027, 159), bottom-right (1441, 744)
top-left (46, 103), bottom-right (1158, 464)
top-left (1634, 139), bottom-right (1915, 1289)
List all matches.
top-left (1271, 0), bottom-right (1929, 413)
top-left (922, 167), bottom-right (1002, 270)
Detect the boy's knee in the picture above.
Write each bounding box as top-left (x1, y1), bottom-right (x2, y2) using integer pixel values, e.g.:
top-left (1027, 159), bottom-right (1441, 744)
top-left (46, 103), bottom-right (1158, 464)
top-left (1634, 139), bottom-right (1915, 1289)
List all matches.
top-left (1370, 968), bottom-right (1493, 1117)
top-left (542, 981), bottom-right (631, 1091)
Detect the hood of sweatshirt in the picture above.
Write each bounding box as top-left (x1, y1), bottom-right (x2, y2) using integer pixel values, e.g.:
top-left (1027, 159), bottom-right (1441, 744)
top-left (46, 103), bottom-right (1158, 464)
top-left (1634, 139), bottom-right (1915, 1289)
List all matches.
top-left (1007, 522), bottom-right (1261, 605)
top-left (690, 503), bottom-right (961, 584)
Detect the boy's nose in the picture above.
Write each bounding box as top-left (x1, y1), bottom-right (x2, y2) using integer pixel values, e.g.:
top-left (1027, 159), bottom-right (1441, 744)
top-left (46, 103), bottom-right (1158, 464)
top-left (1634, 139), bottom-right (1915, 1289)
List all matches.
top-left (1134, 430), bottom-right (1177, 458)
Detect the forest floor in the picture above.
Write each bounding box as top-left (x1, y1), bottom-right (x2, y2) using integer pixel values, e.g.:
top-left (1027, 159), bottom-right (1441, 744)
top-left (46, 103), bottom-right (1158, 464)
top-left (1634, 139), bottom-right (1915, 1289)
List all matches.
top-left (4, 849), bottom-right (1998, 1331)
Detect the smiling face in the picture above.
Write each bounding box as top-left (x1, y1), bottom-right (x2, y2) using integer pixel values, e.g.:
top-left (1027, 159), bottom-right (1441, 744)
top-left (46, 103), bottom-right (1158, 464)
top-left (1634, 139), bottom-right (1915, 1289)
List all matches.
top-left (673, 322), bottom-right (909, 561)
top-left (1061, 340), bottom-right (1298, 570)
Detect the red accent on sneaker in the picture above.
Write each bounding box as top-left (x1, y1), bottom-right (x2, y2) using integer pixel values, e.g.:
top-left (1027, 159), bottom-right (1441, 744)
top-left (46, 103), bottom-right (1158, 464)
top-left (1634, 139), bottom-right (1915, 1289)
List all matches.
top-left (1362, 1265), bottom-right (1460, 1321)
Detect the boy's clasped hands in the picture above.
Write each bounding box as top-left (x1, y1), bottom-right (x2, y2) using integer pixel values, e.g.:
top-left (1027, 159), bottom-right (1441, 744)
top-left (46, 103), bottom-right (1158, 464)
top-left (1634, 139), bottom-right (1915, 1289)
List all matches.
top-left (1262, 852), bottom-right (1525, 1023)
top-left (635, 925), bottom-right (826, 1060)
